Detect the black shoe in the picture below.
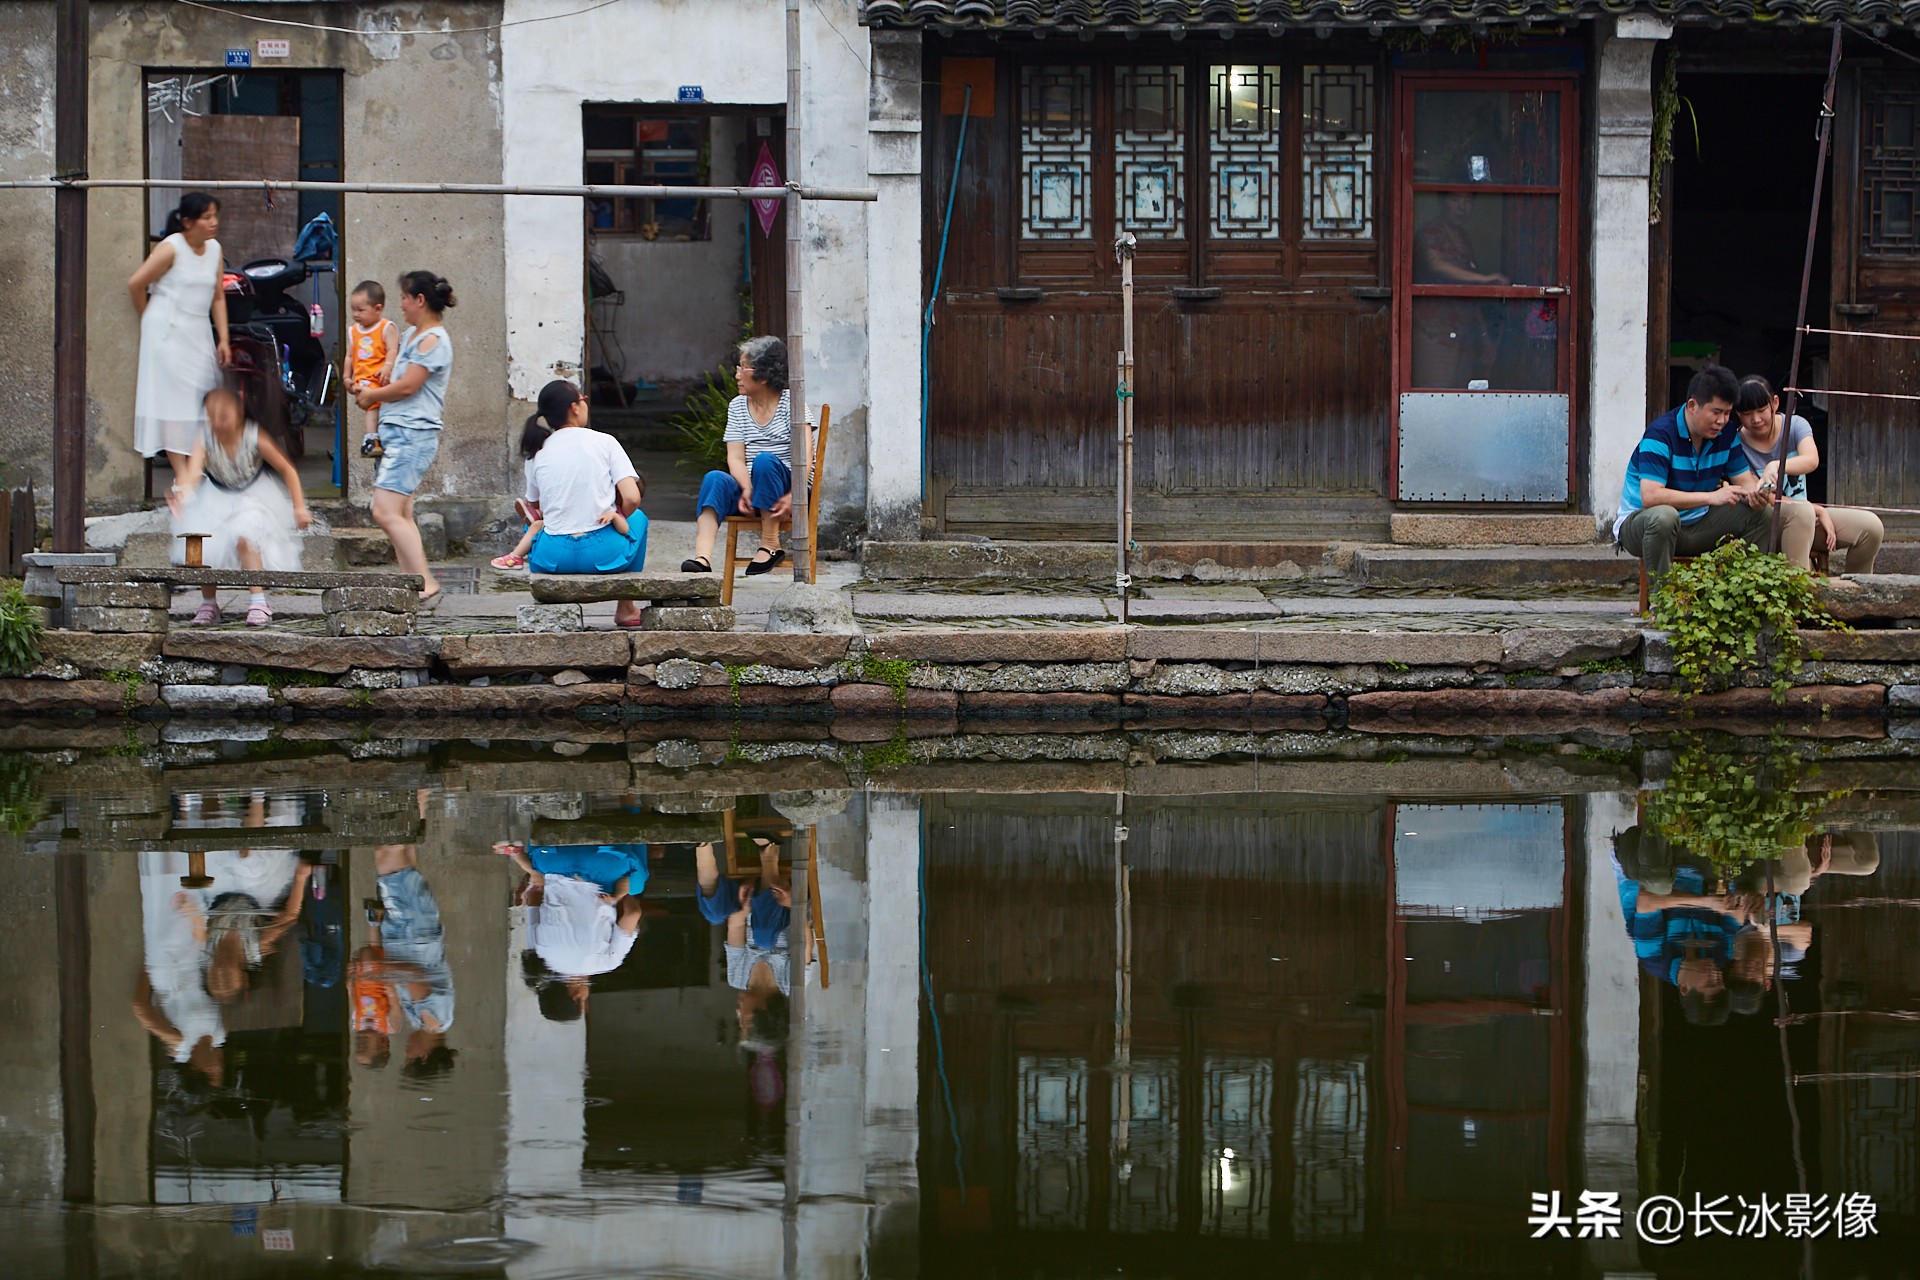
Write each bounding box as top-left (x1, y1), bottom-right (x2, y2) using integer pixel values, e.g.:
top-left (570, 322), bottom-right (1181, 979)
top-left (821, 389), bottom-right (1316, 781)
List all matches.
top-left (680, 556), bottom-right (711, 573)
top-left (744, 548), bottom-right (787, 577)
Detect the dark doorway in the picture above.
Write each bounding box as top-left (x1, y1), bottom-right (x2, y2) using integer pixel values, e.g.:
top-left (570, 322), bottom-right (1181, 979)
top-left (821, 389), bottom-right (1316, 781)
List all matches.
top-left (1664, 71), bottom-right (1834, 500)
top-left (144, 69), bottom-right (346, 499)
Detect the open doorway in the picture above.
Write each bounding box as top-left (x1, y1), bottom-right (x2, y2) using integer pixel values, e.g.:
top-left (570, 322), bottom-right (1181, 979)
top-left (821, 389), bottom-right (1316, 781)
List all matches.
top-left (145, 69), bottom-right (345, 500)
top-left (580, 104), bottom-right (785, 522)
top-left (1662, 71), bottom-right (1833, 501)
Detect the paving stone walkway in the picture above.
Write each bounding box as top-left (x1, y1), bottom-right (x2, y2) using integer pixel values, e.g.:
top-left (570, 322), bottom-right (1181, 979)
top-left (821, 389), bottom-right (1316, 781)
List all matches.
top-left (158, 519), bottom-right (1641, 635)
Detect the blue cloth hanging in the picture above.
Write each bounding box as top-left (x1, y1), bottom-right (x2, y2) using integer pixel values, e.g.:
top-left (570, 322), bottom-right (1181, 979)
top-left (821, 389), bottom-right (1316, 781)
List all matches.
top-left (292, 212), bottom-right (338, 262)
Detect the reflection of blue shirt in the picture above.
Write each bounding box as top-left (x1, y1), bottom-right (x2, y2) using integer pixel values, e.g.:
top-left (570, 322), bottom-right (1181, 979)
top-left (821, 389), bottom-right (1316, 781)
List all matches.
top-left (1614, 860), bottom-right (1733, 984)
top-left (529, 844), bottom-right (649, 896)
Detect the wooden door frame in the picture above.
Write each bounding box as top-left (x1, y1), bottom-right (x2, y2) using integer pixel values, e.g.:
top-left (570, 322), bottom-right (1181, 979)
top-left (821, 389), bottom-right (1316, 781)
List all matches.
top-left (1388, 73), bottom-right (1582, 505)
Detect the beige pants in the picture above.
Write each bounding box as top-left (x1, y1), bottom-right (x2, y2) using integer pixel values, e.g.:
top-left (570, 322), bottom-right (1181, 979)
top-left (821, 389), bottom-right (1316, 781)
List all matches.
top-left (1777, 501), bottom-right (1883, 573)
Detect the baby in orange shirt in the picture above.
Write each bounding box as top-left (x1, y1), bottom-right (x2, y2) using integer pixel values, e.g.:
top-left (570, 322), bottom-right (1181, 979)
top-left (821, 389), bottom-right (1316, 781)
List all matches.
top-left (345, 280), bottom-right (399, 458)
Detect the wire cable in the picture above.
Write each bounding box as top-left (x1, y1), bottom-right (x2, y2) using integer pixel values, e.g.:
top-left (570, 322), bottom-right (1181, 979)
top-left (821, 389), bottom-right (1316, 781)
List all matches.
top-left (173, 0), bottom-right (624, 37)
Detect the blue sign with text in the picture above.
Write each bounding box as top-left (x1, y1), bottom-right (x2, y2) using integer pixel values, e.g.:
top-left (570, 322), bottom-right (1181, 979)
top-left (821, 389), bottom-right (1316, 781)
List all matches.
top-left (225, 49), bottom-right (251, 68)
top-left (677, 85), bottom-right (703, 103)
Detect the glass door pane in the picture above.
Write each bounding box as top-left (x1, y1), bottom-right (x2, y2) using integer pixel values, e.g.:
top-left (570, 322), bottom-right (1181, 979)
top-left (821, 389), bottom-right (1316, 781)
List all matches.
top-left (1396, 79), bottom-right (1575, 503)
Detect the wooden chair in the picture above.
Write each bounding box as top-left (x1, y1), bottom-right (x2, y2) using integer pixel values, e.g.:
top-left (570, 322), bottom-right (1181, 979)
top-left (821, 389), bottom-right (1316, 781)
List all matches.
top-left (720, 404), bottom-right (829, 606)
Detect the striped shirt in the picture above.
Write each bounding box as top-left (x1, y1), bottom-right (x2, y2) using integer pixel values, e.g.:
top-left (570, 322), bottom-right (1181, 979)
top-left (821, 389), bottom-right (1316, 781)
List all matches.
top-left (1614, 405), bottom-right (1753, 540)
top-left (724, 390), bottom-right (809, 456)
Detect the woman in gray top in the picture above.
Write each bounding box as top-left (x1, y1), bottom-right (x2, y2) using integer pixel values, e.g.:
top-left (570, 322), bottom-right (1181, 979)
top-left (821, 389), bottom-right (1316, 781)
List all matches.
top-left (1732, 376), bottom-right (1882, 573)
top-left (682, 336), bottom-right (812, 576)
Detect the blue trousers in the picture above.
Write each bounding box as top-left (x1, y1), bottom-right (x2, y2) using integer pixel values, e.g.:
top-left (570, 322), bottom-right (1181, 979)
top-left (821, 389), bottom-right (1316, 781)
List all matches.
top-left (697, 452), bottom-right (791, 520)
top-left (528, 844), bottom-right (650, 896)
top-left (528, 517), bottom-right (648, 574)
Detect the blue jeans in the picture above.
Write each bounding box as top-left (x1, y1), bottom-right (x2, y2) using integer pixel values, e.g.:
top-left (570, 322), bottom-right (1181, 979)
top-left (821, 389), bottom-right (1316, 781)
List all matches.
top-left (697, 452), bottom-right (791, 520)
top-left (528, 517), bottom-right (648, 574)
top-left (373, 425), bottom-right (440, 496)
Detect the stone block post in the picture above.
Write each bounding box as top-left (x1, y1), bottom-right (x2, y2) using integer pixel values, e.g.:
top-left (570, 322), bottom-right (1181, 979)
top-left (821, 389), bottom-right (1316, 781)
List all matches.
top-left (865, 31), bottom-right (925, 544)
top-left (1589, 15), bottom-right (1672, 535)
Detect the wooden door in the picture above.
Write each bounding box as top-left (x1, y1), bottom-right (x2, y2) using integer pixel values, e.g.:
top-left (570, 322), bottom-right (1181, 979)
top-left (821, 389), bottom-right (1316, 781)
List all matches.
top-left (924, 49), bottom-right (1395, 541)
top-left (180, 115), bottom-right (300, 267)
top-left (1830, 70), bottom-right (1920, 531)
top-left (1391, 77), bottom-right (1579, 505)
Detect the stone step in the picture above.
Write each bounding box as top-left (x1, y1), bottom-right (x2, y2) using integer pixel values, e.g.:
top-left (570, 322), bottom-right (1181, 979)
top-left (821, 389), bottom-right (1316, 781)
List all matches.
top-left (1390, 514), bottom-right (1602, 547)
top-left (333, 514), bottom-right (447, 565)
top-left (1351, 545), bottom-right (1638, 591)
top-left (863, 540), bottom-right (1329, 582)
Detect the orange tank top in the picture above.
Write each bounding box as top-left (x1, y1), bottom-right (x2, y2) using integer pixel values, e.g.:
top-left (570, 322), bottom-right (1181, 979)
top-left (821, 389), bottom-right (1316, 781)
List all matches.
top-left (350, 320), bottom-right (393, 387)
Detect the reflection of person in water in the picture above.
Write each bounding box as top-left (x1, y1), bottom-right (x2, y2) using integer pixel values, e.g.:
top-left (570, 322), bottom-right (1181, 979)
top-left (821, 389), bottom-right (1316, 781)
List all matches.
top-left (497, 840), bottom-right (648, 1021)
top-left (1413, 192), bottom-right (1507, 390)
top-left (695, 835), bottom-right (811, 1119)
top-left (133, 839), bottom-right (312, 1084)
top-left (364, 844), bottom-right (457, 1079)
top-left (1612, 827), bottom-right (1740, 1026)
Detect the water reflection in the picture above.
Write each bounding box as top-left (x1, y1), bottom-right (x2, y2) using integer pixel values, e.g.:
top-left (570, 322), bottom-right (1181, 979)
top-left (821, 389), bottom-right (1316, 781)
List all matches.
top-left (0, 740), bottom-right (1915, 1276)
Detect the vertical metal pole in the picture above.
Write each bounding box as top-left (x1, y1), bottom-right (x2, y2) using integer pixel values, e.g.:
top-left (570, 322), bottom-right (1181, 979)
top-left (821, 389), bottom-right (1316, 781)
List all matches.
top-left (784, 0), bottom-right (811, 584)
top-left (1771, 26), bottom-right (1844, 553)
top-left (1112, 794), bottom-right (1132, 1179)
top-left (53, 0), bottom-right (89, 552)
top-left (1115, 234), bottom-right (1136, 624)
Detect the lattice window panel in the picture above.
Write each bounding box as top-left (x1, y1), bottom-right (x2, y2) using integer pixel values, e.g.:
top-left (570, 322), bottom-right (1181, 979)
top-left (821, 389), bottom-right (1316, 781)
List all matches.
top-left (1115, 65), bottom-right (1186, 239)
top-left (1863, 81), bottom-right (1920, 257)
top-left (1291, 1058), bottom-right (1368, 1241)
top-left (1020, 65), bottom-right (1094, 241)
top-left (1109, 1060), bottom-right (1179, 1234)
top-left (1302, 66), bottom-right (1375, 241)
top-left (1017, 1055), bottom-right (1089, 1230)
top-left (1208, 64), bottom-right (1284, 239)
top-left (1845, 1049), bottom-right (1917, 1210)
top-left (1202, 1058), bottom-right (1273, 1238)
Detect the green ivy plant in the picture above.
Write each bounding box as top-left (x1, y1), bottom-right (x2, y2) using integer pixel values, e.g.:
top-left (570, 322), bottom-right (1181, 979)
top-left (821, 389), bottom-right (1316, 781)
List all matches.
top-left (1645, 738), bottom-right (1844, 880)
top-left (0, 753), bottom-right (45, 834)
top-left (1648, 47), bottom-right (1700, 225)
top-left (1650, 539), bottom-right (1843, 703)
top-left (0, 579), bottom-right (45, 677)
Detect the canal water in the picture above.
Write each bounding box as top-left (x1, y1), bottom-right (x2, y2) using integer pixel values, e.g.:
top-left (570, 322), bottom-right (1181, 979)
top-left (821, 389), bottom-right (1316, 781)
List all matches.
top-left (0, 737), bottom-right (1914, 1278)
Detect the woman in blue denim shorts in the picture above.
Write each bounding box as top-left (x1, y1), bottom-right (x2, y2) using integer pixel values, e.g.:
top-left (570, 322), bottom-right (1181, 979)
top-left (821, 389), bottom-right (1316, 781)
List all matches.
top-left (353, 270), bottom-right (455, 604)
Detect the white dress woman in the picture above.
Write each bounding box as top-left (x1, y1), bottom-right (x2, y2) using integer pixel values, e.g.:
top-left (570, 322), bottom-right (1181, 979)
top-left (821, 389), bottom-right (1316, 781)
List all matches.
top-left (129, 194), bottom-right (229, 461)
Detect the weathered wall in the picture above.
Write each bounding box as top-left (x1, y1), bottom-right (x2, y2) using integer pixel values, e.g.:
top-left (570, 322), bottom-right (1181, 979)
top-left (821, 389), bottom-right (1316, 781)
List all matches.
top-left (501, 0), bottom-right (874, 542)
top-left (0, 3), bottom-right (60, 502)
top-left (0, 3), bottom-right (510, 512)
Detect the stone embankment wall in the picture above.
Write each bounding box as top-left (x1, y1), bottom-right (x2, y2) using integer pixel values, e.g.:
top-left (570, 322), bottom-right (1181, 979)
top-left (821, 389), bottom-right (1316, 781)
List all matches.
top-left (6, 627), bottom-right (1920, 736)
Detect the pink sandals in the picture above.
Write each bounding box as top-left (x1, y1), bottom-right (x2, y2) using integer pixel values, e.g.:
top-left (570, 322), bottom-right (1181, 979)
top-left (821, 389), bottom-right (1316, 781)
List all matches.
top-left (490, 552), bottom-right (528, 570)
top-left (245, 602), bottom-right (274, 627)
top-left (190, 601), bottom-right (222, 626)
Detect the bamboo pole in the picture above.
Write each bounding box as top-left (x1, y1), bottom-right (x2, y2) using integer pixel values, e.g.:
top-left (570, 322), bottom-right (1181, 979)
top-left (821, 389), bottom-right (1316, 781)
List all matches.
top-left (1115, 233), bottom-right (1137, 625)
top-left (785, 0), bottom-right (811, 584)
top-left (0, 177), bottom-right (876, 201)
top-left (1769, 26), bottom-right (1844, 551)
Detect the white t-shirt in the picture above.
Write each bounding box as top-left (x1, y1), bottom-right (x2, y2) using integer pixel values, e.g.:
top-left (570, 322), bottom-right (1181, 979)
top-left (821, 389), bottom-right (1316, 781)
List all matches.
top-left (529, 874), bottom-right (639, 978)
top-left (524, 428), bottom-right (638, 537)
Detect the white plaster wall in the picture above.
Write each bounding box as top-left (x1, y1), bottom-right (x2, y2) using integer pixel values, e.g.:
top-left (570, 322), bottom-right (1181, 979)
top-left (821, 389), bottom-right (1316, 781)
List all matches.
top-left (502, 0), bottom-right (876, 537)
top-left (1587, 17), bottom-right (1670, 533)
top-left (1580, 789), bottom-right (1642, 1273)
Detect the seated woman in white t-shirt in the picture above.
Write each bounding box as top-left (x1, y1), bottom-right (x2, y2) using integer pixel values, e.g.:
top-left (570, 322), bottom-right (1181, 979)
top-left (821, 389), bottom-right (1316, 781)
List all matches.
top-left (521, 379), bottom-right (649, 627)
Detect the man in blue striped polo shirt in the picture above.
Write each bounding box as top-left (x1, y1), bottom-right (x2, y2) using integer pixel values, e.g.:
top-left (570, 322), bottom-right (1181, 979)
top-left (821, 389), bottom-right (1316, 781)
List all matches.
top-left (1615, 364), bottom-right (1772, 583)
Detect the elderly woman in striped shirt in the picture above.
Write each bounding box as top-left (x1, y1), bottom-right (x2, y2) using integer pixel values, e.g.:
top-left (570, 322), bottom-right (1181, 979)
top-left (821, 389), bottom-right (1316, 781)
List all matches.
top-left (681, 336), bottom-right (811, 576)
